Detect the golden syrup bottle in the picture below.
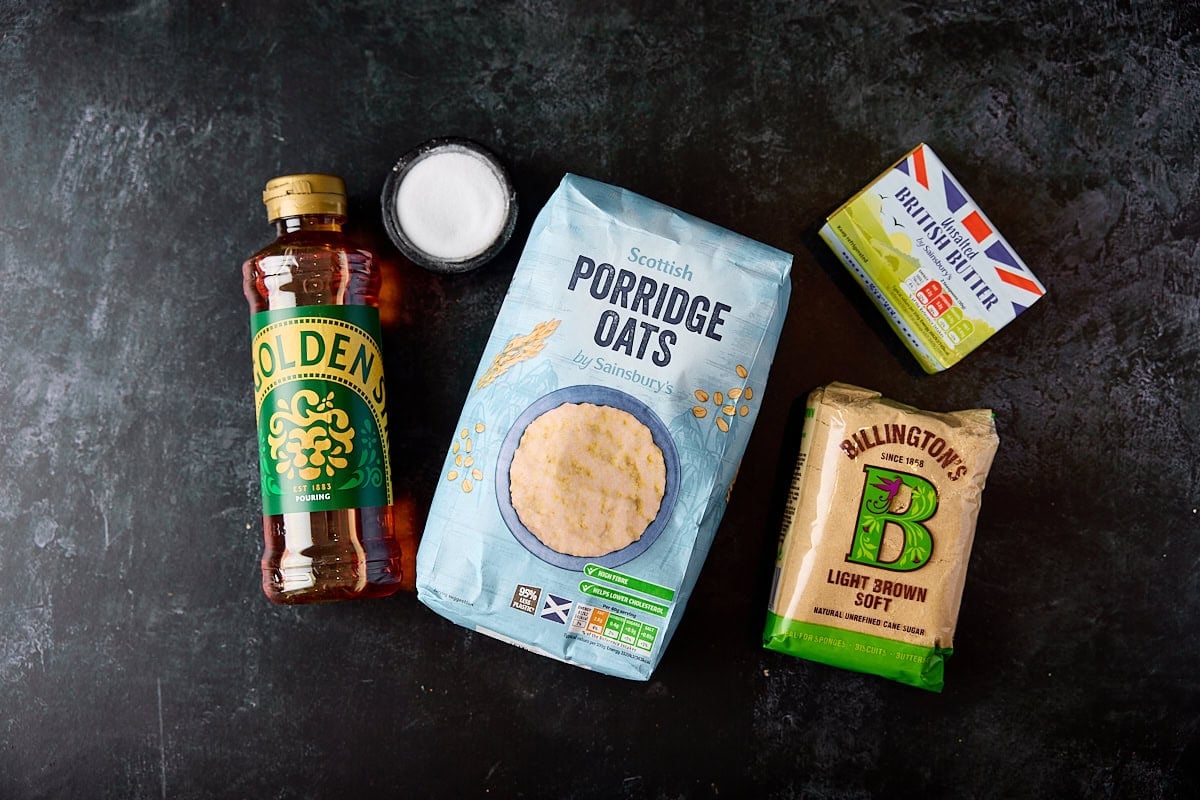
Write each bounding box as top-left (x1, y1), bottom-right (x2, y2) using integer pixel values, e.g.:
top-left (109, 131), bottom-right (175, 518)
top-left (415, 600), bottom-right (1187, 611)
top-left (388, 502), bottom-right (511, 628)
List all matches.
top-left (243, 174), bottom-right (403, 603)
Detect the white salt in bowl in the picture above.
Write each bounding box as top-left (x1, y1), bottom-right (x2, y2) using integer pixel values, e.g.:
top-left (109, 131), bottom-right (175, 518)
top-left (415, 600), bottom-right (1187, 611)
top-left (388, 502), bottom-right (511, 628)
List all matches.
top-left (381, 138), bottom-right (518, 273)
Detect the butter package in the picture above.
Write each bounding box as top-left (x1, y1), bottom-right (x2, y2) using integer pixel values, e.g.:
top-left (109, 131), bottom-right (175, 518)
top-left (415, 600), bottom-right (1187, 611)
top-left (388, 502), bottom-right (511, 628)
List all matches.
top-left (417, 174), bottom-right (792, 679)
top-left (764, 383), bottom-right (999, 691)
top-left (820, 144), bottom-right (1045, 372)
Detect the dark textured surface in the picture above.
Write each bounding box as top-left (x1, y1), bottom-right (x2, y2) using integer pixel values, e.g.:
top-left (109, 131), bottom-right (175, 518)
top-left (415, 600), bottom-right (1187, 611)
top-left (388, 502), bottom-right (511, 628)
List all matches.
top-left (1, 1), bottom-right (1198, 797)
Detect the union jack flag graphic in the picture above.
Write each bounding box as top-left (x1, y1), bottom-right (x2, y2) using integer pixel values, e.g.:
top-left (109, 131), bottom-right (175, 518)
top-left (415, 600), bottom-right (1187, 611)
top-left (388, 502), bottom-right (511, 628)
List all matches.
top-left (895, 144), bottom-right (1046, 317)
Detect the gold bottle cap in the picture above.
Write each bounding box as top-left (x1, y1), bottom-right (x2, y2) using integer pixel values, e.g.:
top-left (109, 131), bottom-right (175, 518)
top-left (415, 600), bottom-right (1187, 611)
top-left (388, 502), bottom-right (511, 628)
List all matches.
top-left (262, 173), bottom-right (347, 221)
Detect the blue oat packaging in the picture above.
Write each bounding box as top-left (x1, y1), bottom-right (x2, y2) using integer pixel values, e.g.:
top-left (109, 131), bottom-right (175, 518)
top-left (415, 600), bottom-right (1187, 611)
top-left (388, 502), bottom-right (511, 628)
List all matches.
top-left (416, 174), bottom-right (792, 679)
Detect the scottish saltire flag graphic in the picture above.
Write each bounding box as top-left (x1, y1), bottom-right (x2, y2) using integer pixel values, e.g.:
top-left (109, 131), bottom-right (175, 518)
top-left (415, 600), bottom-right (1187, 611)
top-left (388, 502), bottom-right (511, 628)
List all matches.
top-left (895, 144), bottom-right (1046, 316)
top-left (541, 594), bottom-right (572, 624)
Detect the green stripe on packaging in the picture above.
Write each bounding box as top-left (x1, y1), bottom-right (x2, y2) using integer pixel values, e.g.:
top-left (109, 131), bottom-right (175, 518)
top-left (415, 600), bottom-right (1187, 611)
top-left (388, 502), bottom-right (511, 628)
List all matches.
top-left (763, 613), bottom-right (951, 693)
top-left (579, 581), bottom-right (669, 617)
top-left (583, 564), bottom-right (675, 601)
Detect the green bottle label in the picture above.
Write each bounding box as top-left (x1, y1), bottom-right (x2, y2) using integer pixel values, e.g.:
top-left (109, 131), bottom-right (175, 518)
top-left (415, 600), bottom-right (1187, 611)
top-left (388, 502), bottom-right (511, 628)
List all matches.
top-left (251, 306), bottom-right (391, 515)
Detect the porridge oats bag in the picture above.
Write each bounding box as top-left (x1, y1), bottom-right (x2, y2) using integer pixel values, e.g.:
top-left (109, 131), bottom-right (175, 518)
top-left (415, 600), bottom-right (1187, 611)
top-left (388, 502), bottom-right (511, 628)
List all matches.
top-left (417, 174), bottom-right (792, 679)
top-left (764, 383), bottom-right (999, 691)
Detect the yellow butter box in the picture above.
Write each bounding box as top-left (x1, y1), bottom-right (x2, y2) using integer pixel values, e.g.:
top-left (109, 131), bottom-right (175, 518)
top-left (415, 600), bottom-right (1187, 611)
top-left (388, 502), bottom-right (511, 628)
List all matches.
top-left (819, 144), bottom-right (1046, 372)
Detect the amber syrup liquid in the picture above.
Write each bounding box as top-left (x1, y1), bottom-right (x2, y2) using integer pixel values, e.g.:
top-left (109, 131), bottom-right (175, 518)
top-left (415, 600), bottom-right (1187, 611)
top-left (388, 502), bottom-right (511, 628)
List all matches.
top-left (243, 214), bottom-right (404, 603)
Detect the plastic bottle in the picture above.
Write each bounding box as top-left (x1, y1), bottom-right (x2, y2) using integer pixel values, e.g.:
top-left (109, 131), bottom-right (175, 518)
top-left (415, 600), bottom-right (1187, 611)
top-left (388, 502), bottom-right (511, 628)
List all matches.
top-left (243, 174), bottom-right (403, 603)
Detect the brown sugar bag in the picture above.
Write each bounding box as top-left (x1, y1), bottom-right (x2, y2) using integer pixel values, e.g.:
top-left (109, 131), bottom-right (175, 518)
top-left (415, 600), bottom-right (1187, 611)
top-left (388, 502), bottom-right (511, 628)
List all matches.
top-left (763, 383), bottom-right (999, 691)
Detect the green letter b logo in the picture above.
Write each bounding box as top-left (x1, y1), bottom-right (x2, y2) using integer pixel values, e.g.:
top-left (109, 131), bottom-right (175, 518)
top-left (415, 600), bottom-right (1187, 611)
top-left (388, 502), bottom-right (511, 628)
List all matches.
top-left (847, 466), bottom-right (937, 572)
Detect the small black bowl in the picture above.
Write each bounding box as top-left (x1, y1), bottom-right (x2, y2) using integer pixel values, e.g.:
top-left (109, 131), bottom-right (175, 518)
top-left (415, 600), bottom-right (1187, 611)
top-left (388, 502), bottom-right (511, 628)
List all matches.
top-left (380, 137), bottom-right (518, 274)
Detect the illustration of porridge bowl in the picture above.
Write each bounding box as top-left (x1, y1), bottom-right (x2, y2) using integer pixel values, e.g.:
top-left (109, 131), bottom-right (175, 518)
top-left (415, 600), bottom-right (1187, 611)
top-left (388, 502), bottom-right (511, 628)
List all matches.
top-left (496, 386), bottom-right (681, 570)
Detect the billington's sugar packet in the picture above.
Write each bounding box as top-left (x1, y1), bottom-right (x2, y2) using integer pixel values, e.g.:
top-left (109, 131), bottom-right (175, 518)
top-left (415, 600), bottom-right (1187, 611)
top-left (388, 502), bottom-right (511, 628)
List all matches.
top-left (764, 383), bottom-right (999, 692)
top-left (820, 143), bottom-right (1046, 372)
top-left (417, 174), bottom-right (792, 680)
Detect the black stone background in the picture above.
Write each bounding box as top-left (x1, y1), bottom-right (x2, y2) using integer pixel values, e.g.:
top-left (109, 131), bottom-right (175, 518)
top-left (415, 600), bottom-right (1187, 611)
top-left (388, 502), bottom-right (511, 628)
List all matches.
top-left (1, 1), bottom-right (1198, 798)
